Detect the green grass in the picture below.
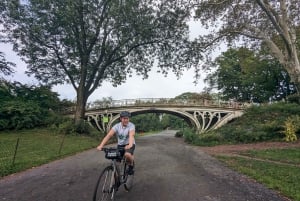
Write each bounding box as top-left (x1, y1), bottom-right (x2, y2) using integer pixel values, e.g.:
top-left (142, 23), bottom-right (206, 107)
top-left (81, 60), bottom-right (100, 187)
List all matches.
top-left (217, 148), bottom-right (300, 201)
top-left (240, 148), bottom-right (300, 165)
top-left (0, 128), bottom-right (99, 178)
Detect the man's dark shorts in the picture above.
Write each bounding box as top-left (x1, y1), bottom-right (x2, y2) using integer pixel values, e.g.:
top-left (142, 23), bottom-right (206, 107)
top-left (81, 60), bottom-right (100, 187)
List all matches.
top-left (117, 144), bottom-right (135, 156)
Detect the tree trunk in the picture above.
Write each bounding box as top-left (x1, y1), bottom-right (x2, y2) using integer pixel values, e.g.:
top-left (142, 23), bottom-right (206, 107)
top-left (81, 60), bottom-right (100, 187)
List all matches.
top-left (287, 62), bottom-right (300, 94)
top-left (294, 81), bottom-right (300, 95)
top-left (74, 86), bottom-right (88, 126)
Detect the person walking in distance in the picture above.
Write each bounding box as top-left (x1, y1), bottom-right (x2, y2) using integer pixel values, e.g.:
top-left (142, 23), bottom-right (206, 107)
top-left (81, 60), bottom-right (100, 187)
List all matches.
top-left (97, 111), bottom-right (135, 176)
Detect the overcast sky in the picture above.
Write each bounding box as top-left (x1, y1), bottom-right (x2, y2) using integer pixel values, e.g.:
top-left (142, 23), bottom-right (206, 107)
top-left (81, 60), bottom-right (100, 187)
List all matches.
top-left (1, 21), bottom-right (222, 103)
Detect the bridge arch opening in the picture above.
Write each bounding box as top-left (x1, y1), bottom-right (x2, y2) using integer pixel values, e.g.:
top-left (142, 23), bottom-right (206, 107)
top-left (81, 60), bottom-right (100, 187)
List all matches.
top-left (107, 109), bottom-right (196, 133)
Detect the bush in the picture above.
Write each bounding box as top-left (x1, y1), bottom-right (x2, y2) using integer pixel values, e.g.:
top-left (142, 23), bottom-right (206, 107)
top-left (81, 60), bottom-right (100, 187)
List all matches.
top-left (183, 128), bottom-right (198, 143)
top-left (0, 100), bottom-right (43, 130)
top-left (175, 131), bottom-right (183, 138)
top-left (287, 94), bottom-right (300, 104)
top-left (282, 116), bottom-right (300, 142)
top-left (185, 103), bottom-right (300, 146)
top-left (55, 119), bottom-right (101, 137)
top-left (74, 120), bottom-right (101, 137)
top-left (196, 132), bottom-right (225, 146)
top-left (217, 103), bottom-right (300, 143)
top-left (57, 120), bottom-right (75, 135)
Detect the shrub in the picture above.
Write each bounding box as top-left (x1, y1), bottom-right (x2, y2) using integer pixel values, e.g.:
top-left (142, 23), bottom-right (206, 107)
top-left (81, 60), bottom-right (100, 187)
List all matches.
top-left (287, 94), bottom-right (300, 104)
top-left (183, 128), bottom-right (198, 143)
top-left (57, 120), bottom-right (75, 135)
top-left (282, 116), bottom-right (300, 142)
top-left (196, 132), bottom-right (225, 146)
top-left (55, 118), bottom-right (101, 137)
top-left (175, 131), bottom-right (183, 138)
top-left (0, 100), bottom-right (43, 130)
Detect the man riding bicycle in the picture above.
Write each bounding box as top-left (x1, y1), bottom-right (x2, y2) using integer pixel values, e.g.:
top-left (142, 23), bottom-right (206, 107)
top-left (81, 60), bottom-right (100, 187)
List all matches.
top-left (97, 111), bottom-right (135, 175)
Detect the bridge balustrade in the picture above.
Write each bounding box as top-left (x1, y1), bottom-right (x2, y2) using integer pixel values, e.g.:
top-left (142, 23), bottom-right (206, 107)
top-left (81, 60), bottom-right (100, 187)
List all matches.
top-left (86, 98), bottom-right (246, 110)
top-left (82, 98), bottom-right (247, 133)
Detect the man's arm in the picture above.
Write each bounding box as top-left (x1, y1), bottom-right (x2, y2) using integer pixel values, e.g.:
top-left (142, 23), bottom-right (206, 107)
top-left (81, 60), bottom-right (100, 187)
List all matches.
top-left (125, 129), bottom-right (135, 150)
top-left (96, 129), bottom-right (115, 150)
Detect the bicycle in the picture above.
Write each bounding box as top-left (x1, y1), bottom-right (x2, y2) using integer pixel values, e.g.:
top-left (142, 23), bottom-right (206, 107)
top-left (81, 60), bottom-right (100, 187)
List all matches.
top-left (93, 147), bottom-right (134, 201)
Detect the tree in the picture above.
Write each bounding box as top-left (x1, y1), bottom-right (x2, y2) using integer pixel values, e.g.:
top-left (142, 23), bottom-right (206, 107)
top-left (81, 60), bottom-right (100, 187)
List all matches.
top-left (131, 113), bottom-right (162, 132)
top-left (0, 80), bottom-right (65, 130)
top-left (205, 47), bottom-right (295, 102)
top-left (173, 92), bottom-right (212, 101)
top-left (0, 0), bottom-right (15, 77)
top-left (90, 96), bottom-right (113, 108)
top-left (192, 0), bottom-right (300, 93)
top-left (5, 0), bottom-right (200, 124)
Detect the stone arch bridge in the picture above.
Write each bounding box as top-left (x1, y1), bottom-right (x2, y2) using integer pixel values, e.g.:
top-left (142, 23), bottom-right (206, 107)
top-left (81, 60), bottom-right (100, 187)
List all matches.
top-left (84, 98), bottom-right (246, 133)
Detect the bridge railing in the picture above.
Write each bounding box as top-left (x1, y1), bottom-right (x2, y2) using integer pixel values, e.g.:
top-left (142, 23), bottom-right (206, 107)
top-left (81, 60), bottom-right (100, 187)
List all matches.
top-left (85, 98), bottom-right (247, 110)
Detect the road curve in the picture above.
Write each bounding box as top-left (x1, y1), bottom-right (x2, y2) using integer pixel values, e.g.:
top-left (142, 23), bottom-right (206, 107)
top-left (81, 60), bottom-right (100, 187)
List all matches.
top-left (0, 130), bottom-right (288, 201)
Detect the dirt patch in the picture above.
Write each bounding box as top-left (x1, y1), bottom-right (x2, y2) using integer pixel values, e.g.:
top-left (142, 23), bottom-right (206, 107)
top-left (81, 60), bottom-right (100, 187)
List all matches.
top-left (197, 140), bottom-right (300, 156)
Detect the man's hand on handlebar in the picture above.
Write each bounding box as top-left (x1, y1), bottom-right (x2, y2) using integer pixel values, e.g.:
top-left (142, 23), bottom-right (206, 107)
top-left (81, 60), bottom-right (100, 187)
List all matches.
top-left (125, 144), bottom-right (132, 150)
top-left (96, 145), bottom-right (103, 151)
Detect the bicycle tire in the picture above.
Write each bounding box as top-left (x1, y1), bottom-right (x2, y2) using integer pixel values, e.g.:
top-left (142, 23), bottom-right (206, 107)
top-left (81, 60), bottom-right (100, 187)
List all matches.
top-left (93, 166), bottom-right (116, 201)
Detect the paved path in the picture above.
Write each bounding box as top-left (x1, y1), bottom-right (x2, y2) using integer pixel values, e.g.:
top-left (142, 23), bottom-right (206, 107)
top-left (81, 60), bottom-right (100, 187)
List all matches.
top-left (0, 130), bottom-right (288, 201)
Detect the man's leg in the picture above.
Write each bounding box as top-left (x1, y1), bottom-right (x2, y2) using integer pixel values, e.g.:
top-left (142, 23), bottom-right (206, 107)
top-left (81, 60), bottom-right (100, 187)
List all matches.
top-left (124, 152), bottom-right (134, 166)
top-left (125, 145), bottom-right (135, 175)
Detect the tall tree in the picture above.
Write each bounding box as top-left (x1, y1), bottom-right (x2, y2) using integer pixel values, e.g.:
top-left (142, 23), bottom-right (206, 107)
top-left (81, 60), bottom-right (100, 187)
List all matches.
top-left (0, 0), bottom-right (15, 77)
top-left (5, 0), bottom-right (200, 124)
top-left (205, 48), bottom-right (294, 102)
top-left (193, 0), bottom-right (300, 93)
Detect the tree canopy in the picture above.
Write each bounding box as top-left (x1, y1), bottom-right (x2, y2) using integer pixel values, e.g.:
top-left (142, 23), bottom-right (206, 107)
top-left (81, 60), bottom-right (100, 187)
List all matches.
top-left (5, 0), bottom-right (200, 123)
top-left (0, 0), bottom-right (15, 77)
top-left (192, 0), bottom-right (300, 93)
top-left (205, 47), bottom-right (295, 102)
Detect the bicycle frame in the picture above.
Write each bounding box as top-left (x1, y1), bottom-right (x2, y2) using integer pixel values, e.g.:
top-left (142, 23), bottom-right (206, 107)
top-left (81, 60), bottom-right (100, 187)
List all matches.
top-left (105, 148), bottom-right (128, 190)
top-left (93, 147), bottom-right (130, 201)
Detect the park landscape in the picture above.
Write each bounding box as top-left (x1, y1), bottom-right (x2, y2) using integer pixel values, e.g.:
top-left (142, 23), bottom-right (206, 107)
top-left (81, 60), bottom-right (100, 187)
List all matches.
top-left (1, 1), bottom-right (300, 201)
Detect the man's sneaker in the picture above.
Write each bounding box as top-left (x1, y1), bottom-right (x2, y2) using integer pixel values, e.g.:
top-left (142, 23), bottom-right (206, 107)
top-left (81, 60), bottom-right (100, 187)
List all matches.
top-left (127, 165), bottom-right (134, 175)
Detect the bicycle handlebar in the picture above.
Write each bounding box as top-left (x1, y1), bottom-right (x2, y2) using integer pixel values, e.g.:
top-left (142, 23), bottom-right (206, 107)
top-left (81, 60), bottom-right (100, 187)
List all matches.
top-left (101, 147), bottom-right (126, 152)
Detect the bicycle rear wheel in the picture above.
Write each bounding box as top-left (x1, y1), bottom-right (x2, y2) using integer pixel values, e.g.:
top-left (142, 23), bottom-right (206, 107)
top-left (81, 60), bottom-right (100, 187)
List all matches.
top-left (93, 166), bottom-right (116, 201)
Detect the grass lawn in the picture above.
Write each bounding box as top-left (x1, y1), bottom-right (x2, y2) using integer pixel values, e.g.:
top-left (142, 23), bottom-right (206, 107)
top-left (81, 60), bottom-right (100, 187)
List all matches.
top-left (0, 128), bottom-right (99, 178)
top-left (217, 148), bottom-right (300, 201)
top-left (240, 148), bottom-right (300, 165)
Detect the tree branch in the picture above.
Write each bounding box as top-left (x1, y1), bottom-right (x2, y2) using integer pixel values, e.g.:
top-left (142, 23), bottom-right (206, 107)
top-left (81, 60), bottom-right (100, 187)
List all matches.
top-left (256, 0), bottom-right (292, 55)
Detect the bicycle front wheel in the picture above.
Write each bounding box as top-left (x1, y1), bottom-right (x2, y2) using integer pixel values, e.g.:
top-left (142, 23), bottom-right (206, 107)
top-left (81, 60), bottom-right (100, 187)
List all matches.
top-left (93, 166), bottom-right (116, 201)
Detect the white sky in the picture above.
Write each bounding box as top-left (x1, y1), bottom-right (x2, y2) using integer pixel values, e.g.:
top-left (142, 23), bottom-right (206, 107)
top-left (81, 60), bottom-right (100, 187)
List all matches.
top-left (1, 21), bottom-right (223, 103)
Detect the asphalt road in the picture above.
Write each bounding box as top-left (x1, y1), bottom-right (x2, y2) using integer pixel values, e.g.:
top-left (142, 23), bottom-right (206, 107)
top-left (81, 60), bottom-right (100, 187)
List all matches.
top-left (0, 130), bottom-right (288, 201)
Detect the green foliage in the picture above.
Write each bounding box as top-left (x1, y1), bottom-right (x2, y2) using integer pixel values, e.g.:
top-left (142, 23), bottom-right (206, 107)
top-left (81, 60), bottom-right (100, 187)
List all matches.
top-left (183, 128), bottom-right (198, 143)
top-left (0, 80), bottom-right (72, 131)
top-left (195, 103), bottom-right (300, 145)
top-left (287, 93), bottom-right (300, 104)
top-left (205, 48), bottom-right (295, 102)
top-left (283, 116), bottom-right (299, 142)
top-left (131, 113), bottom-right (163, 132)
top-left (5, 0), bottom-right (200, 122)
top-left (129, 112), bottom-right (190, 134)
top-left (53, 119), bottom-right (99, 137)
top-left (56, 120), bottom-right (75, 135)
top-left (196, 132), bottom-right (225, 146)
top-left (194, 0), bottom-right (300, 95)
top-left (173, 92), bottom-right (213, 101)
top-left (175, 130), bottom-right (183, 138)
top-left (0, 100), bottom-right (43, 130)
